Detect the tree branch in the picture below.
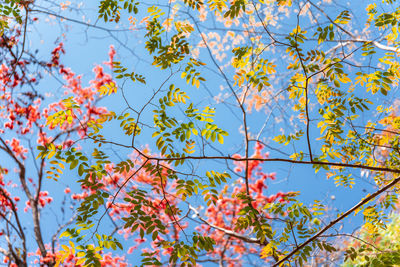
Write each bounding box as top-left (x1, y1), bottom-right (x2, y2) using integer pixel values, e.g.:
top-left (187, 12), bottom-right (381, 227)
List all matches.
top-left (189, 205), bottom-right (261, 244)
top-left (273, 175), bottom-right (400, 266)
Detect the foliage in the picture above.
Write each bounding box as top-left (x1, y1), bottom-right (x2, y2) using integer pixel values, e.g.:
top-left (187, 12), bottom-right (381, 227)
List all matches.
top-left (0, 0), bottom-right (22, 35)
top-left (342, 210), bottom-right (400, 266)
top-left (2, 0), bottom-right (400, 266)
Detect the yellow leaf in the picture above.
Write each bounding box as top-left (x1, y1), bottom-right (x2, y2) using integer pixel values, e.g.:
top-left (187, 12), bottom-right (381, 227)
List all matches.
top-left (260, 242), bottom-right (274, 258)
top-left (76, 257), bottom-right (86, 265)
top-left (48, 149), bottom-right (56, 159)
top-left (95, 252), bottom-right (103, 259)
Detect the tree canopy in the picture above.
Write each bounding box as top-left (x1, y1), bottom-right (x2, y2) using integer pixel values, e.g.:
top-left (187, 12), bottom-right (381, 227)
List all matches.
top-left (1, 0), bottom-right (400, 266)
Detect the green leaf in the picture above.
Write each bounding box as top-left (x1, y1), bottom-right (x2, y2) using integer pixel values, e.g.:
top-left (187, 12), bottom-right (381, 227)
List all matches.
top-left (70, 159), bottom-right (79, 170)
